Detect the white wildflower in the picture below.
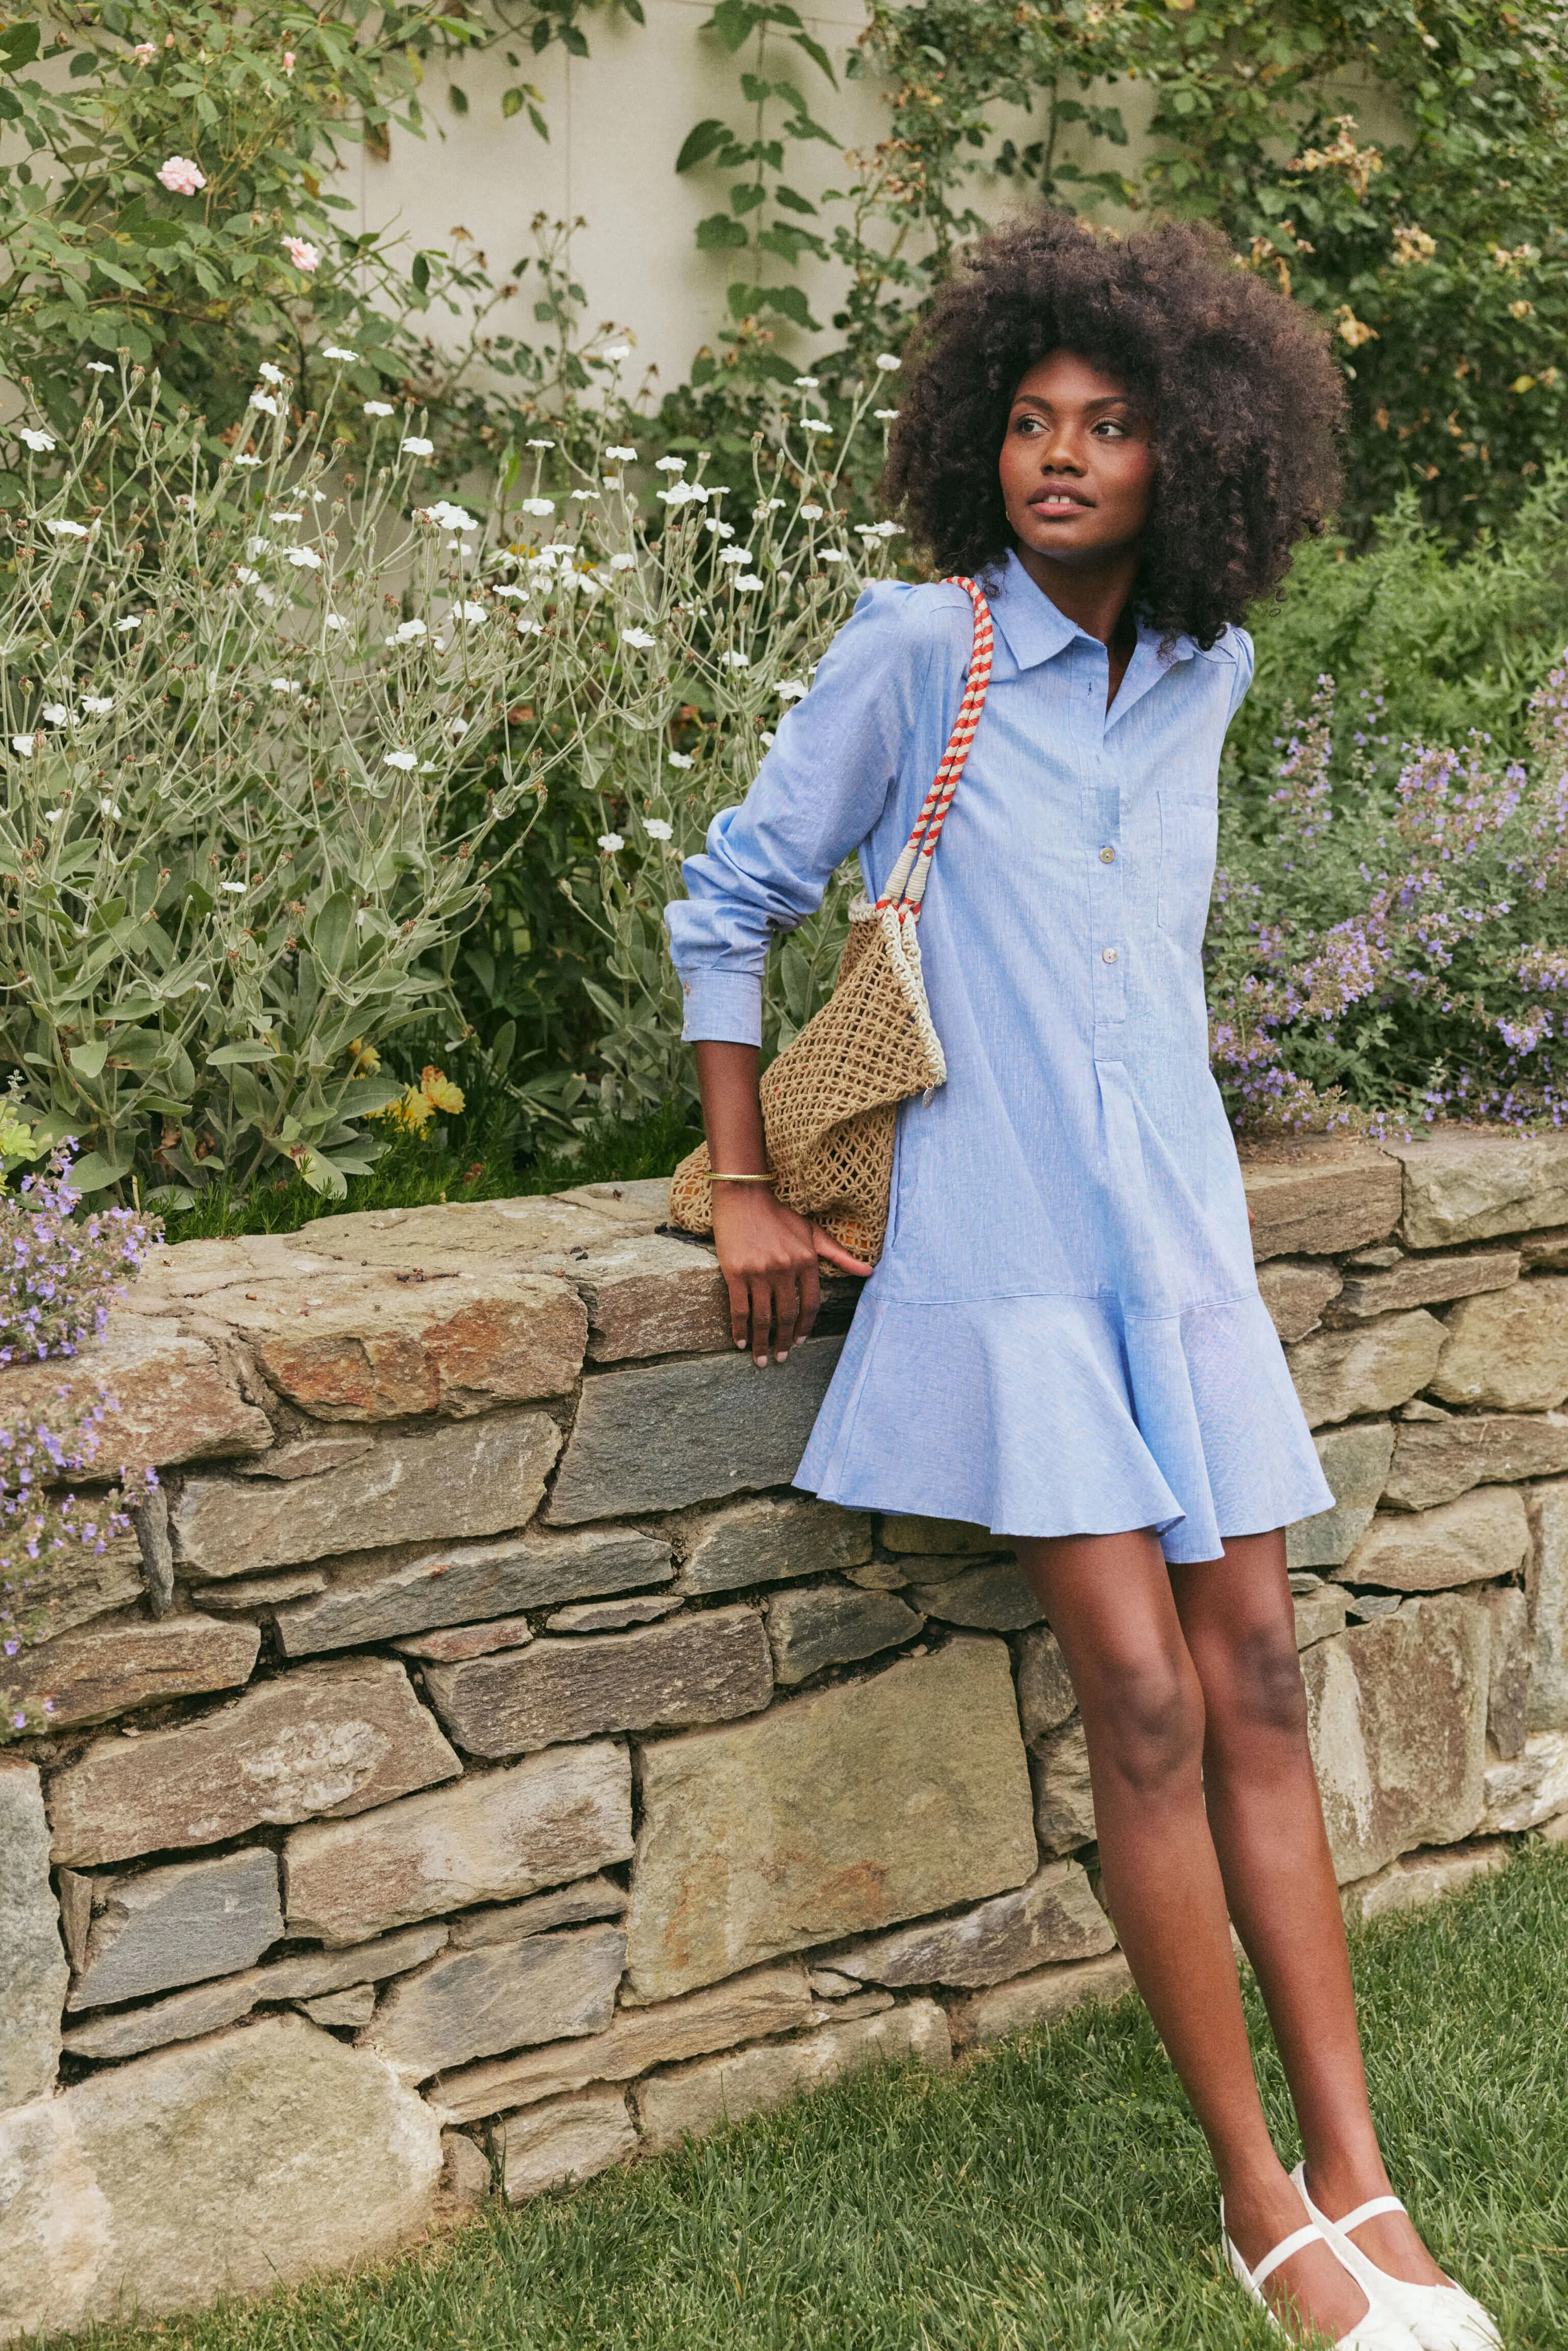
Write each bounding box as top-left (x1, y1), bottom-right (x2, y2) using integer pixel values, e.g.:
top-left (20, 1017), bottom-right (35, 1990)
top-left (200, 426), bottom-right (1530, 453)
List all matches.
top-left (455, 600), bottom-right (487, 624)
top-left (875, 352), bottom-right (901, 372)
top-left (492, 584), bottom-right (529, 600)
top-left (704, 518), bottom-right (736, 538)
top-left (448, 717), bottom-right (470, 737)
top-left (324, 612), bottom-right (347, 632)
top-left (19, 428), bottom-right (55, 453)
top-left (621, 626), bottom-right (655, 650)
top-left (819, 549), bottom-right (847, 564)
top-left (323, 344), bottom-right (360, 362)
top-left (606, 445), bottom-right (638, 461)
top-left (526, 437), bottom-right (556, 449)
top-left (516, 618), bottom-right (544, 636)
top-left (800, 503), bottom-right (824, 520)
top-left (423, 499), bottom-right (477, 531)
top-left (40, 703), bottom-right (68, 725)
top-left (793, 375), bottom-right (821, 389)
top-left (873, 407), bottom-right (900, 421)
top-left (116, 616), bottom-right (141, 632)
top-left (570, 489), bottom-right (596, 502)
top-left (101, 797), bottom-right (124, 818)
top-left (10, 734), bottom-right (35, 755)
top-left (732, 574), bottom-right (765, 592)
top-left (644, 817), bottom-right (673, 841)
top-left (401, 435), bottom-right (434, 456)
top-left (41, 807), bottom-right (62, 822)
top-left (258, 361), bottom-right (287, 386)
top-left (758, 498), bottom-right (786, 512)
top-left (799, 419), bottom-right (832, 435)
top-left (80, 696), bottom-right (114, 715)
top-left (600, 342), bottom-right (631, 361)
top-left (521, 497), bottom-right (555, 517)
top-left (654, 456), bottom-right (687, 473)
top-left (609, 553), bottom-right (637, 572)
top-left (286, 547), bottom-right (322, 570)
top-left (721, 651), bottom-right (751, 669)
top-left (761, 730), bottom-right (776, 746)
top-left (718, 546), bottom-right (753, 565)
top-left (87, 361), bottom-right (113, 374)
top-left (383, 749), bottom-right (418, 770)
top-left (363, 401), bottom-right (394, 418)
top-left (235, 566), bottom-right (262, 586)
top-left (45, 518), bottom-right (90, 538)
top-left (668, 752), bottom-right (694, 768)
top-left (778, 680), bottom-right (807, 701)
top-left (220, 879), bottom-right (247, 891)
top-left (597, 831), bottom-right (624, 852)
top-left (395, 618), bottom-right (427, 642)
top-left (270, 678), bottom-right (302, 694)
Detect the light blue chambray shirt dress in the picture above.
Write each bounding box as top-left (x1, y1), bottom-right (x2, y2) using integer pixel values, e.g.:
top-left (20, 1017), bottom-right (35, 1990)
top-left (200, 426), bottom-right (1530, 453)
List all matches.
top-left (665, 549), bottom-right (1333, 1560)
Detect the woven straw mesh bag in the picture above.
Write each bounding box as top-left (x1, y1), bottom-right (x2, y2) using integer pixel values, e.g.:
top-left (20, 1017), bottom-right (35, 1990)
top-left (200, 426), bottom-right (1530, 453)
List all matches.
top-left (667, 577), bottom-right (993, 1265)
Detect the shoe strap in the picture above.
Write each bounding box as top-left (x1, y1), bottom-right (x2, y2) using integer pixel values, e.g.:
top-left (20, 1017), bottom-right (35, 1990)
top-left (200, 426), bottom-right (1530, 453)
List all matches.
top-left (1335, 2194), bottom-right (1407, 2235)
top-left (1250, 2222), bottom-right (1324, 2293)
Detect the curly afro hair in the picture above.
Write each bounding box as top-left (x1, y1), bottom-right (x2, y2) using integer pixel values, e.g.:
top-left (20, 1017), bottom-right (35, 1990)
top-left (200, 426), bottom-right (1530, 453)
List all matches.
top-left (883, 212), bottom-right (1344, 649)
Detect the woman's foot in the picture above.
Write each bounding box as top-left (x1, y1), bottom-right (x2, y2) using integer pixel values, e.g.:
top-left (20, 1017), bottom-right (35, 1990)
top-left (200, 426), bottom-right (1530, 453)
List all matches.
top-left (1223, 2171), bottom-right (1391, 2343)
top-left (1294, 2163), bottom-right (1503, 2350)
top-left (1300, 2156), bottom-right (1452, 2289)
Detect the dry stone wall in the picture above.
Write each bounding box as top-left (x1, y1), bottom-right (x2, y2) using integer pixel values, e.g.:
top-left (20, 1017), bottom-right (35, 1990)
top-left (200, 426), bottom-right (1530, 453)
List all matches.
top-left (4, 1137), bottom-right (1568, 2336)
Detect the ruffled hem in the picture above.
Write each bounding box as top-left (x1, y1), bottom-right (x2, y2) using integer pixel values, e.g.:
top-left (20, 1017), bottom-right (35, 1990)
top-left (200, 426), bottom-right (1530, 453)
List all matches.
top-left (795, 1290), bottom-right (1333, 1565)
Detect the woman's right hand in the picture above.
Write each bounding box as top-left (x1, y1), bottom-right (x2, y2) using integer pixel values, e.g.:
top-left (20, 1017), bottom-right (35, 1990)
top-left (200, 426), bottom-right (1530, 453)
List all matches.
top-left (710, 1185), bottom-right (872, 1366)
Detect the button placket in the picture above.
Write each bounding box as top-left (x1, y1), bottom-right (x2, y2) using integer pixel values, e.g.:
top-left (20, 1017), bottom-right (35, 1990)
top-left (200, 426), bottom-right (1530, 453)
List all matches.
top-left (1092, 780), bottom-right (1125, 1027)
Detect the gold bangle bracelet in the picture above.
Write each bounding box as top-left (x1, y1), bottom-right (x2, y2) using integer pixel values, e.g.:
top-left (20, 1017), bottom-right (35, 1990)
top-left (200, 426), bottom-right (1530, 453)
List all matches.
top-left (709, 1171), bottom-right (776, 1183)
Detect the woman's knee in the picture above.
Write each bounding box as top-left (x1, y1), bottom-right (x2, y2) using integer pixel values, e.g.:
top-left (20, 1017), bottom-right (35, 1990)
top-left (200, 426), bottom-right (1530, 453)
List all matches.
top-left (1081, 1647), bottom-right (1207, 1797)
top-left (1206, 1619), bottom-right (1310, 1744)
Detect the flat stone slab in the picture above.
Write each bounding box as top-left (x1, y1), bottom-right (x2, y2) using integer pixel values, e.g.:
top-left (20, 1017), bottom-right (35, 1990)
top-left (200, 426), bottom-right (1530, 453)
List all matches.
top-left (1239, 1143), bottom-right (1403, 1262)
top-left (0, 1615), bottom-right (259, 1730)
top-left (1340, 1838), bottom-right (1509, 1926)
top-left (944, 1951), bottom-right (1136, 2050)
top-left (393, 1617), bottom-right (535, 1661)
top-left (500, 2088), bottom-right (636, 2200)
top-left (18, 1535), bottom-right (144, 1638)
top-left (632, 1997), bottom-right (950, 2155)
top-left (1016, 1628), bottom-right (1076, 1743)
top-left (1286, 1421), bottom-right (1397, 1571)
top-left (283, 1739), bottom-right (633, 1944)
top-left (0, 1320), bottom-right (271, 1474)
top-left (1326, 1250), bottom-right (1518, 1323)
top-left (172, 1409), bottom-right (562, 1578)
top-left (1525, 1480), bottom-right (1568, 1732)
top-left (766, 1586), bottom-right (923, 1684)
top-left (822, 1858), bottom-right (1115, 1990)
top-left (1432, 1279), bottom-right (1568, 1412)
top-left (673, 1495), bottom-right (873, 1597)
top-left (1384, 1413), bottom-right (1568, 1510)
top-left (1483, 1728), bottom-right (1568, 1830)
top-left (535, 1232), bottom-right (731, 1363)
top-left (879, 1515), bottom-right (996, 1556)
top-left (544, 1596), bottom-right (684, 1633)
top-left (1336, 1487), bottom-right (1529, 1593)
top-left (1292, 1582), bottom-right (1350, 1648)
top-left (273, 1527), bottom-right (672, 1656)
top-left (448, 1875), bottom-right (628, 1950)
top-left (908, 1560), bottom-right (1043, 1631)
top-left (1484, 1586), bottom-right (1531, 1758)
top-left (0, 1763), bottom-right (67, 2112)
top-left (361, 1920), bottom-right (627, 2079)
top-left (62, 1972), bottom-right (268, 2062)
top-left (47, 1655), bottom-right (461, 1868)
top-left (433, 1961), bottom-right (814, 2122)
top-left (67, 1847), bottom-right (282, 2012)
top-left (1257, 1259), bottom-right (1343, 1342)
top-left (299, 1985), bottom-right (377, 2028)
top-left (1387, 1129), bottom-right (1568, 1250)
top-left (0, 2016), bottom-right (440, 2336)
top-left (194, 1266), bottom-right (586, 1421)
top-left (1031, 1719), bottom-right (1096, 1854)
top-left (624, 1636), bottom-right (1037, 2000)
top-left (1302, 1596), bottom-right (1488, 1881)
top-left (425, 1607), bottom-right (773, 1758)
top-left (545, 1337), bottom-right (844, 1523)
top-left (1286, 1311), bottom-right (1446, 1428)
top-left (249, 1923), bottom-right (450, 2002)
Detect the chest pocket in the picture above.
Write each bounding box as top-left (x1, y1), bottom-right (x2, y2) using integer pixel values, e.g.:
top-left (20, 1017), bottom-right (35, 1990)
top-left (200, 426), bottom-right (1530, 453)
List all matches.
top-left (1158, 789), bottom-right (1220, 951)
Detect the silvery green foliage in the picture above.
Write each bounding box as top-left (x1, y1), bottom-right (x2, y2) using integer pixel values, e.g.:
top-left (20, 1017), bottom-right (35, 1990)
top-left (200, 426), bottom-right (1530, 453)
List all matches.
top-left (0, 366), bottom-right (546, 1203)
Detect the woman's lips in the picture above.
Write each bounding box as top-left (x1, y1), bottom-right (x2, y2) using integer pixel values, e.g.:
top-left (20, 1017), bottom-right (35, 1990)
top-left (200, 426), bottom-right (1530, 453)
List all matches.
top-left (1031, 491), bottom-right (1092, 512)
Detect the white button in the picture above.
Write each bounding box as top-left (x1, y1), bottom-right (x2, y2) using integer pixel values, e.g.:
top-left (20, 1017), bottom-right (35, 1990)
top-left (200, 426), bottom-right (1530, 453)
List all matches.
top-left (1101, 947), bottom-right (1117, 964)
top-left (1099, 846), bottom-right (1115, 865)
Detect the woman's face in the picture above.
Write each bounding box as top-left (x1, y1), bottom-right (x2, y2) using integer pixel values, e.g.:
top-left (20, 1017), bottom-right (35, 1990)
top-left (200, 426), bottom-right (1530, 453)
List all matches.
top-left (999, 349), bottom-right (1155, 569)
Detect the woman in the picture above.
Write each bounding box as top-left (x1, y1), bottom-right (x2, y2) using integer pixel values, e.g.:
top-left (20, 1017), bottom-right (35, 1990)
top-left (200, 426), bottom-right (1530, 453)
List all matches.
top-left (665, 214), bottom-right (1500, 2350)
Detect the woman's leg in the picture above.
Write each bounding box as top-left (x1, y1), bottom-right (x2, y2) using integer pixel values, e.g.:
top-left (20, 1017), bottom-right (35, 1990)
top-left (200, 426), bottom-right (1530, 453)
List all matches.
top-left (1018, 1529), bottom-right (1372, 2341)
top-left (1171, 1530), bottom-right (1449, 2288)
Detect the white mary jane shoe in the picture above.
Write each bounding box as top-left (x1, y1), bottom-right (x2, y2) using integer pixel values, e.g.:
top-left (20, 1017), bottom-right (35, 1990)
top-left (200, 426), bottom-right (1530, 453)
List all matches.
top-left (1291, 2164), bottom-right (1503, 2351)
top-left (1222, 2203), bottom-right (1425, 2348)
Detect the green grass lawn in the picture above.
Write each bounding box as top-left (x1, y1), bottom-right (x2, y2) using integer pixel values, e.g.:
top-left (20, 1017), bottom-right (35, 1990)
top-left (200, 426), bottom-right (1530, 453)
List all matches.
top-left (57, 1841), bottom-right (1568, 2351)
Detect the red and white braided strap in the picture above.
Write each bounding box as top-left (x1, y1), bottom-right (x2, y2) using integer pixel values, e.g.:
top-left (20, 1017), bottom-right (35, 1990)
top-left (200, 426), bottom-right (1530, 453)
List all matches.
top-left (875, 574), bottom-right (994, 919)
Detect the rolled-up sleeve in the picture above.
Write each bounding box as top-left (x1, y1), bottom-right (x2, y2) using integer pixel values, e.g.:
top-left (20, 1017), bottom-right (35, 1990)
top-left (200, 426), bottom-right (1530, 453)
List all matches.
top-left (665, 581), bottom-right (948, 1045)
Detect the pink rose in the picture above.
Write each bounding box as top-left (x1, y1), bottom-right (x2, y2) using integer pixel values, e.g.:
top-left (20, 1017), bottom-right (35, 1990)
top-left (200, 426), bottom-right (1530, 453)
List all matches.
top-left (133, 40), bottom-right (156, 63)
top-left (282, 50), bottom-right (295, 72)
top-left (157, 155), bottom-right (206, 195)
top-left (282, 236), bottom-right (320, 273)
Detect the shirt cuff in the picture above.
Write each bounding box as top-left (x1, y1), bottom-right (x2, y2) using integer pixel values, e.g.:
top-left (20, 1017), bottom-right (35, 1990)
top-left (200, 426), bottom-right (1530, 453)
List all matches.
top-left (679, 969), bottom-right (763, 1047)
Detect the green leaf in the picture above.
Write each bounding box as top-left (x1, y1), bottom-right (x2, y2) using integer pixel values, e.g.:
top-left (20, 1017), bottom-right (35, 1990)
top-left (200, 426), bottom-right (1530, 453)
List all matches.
top-left (491, 1017), bottom-right (517, 1076)
top-left (411, 251), bottom-right (430, 295)
top-left (449, 82), bottom-right (469, 114)
top-left (696, 212), bottom-right (749, 251)
top-left (789, 29), bottom-right (836, 85)
top-left (204, 1041), bottom-right (278, 1067)
top-left (0, 20), bottom-right (43, 68)
top-left (295, 1148), bottom-right (347, 1199)
top-left (68, 1039), bottom-right (109, 1078)
top-left (773, 183), bottom-right (818, 215)
top-left (707, 0), bottom-right (760, 53)
top-left (676, 117), bottom-right (731, 174)
top-left (755, 280), bottom-right (819, 329)
top-left (310, 889), bottom-right (356, 975)
top-left (67, 1147), bottom-right (133, 1193)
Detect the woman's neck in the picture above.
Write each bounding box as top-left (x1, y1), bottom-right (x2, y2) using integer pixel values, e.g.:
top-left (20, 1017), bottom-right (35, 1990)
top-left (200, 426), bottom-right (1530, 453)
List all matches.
top-left (1014, 539), bottom-right (1140, 651)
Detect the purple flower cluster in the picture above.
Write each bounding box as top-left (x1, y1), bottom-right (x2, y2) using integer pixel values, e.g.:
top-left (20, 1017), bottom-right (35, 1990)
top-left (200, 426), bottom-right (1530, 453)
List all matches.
top-left (1, 1147), bottom-right (160, 1736)
top-left (1209, 663), bottom-right (1568, 1132)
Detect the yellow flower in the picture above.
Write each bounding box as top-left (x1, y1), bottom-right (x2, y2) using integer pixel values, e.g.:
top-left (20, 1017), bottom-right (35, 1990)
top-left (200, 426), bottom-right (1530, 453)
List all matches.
top-left (420, 1066), bottom-right (465, 1115)
top-left (370, 1084), bottom-right (434, 1131)
top-left (347, 1037), bottom-right (381, 1077)
top-left (1334, 305), bottom-right (1379, 350)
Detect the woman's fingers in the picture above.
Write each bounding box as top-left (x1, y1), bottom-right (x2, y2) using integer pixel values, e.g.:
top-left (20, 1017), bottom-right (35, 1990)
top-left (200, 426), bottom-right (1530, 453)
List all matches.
top-left (725, 1268), bottom-right (752, 1353)
top-left (772, 1265), bottom-right (802, 1362)
top-left (747, 1275), bottom-right (775, 1367)
top-left (812, 1228), bottom-right (874, 1278)
top-left (795, 1255), bottom-right (822, 1342)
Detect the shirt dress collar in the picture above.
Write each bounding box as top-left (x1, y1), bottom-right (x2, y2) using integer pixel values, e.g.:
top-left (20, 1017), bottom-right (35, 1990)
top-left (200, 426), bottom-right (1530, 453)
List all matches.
top-left (987, 547), bottom-right (1200, 682)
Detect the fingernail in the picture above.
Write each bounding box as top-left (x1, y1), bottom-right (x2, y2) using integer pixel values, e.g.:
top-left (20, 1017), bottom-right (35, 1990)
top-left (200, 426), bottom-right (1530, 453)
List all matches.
top-left (775, 1349), bottom-right (789, 1363)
